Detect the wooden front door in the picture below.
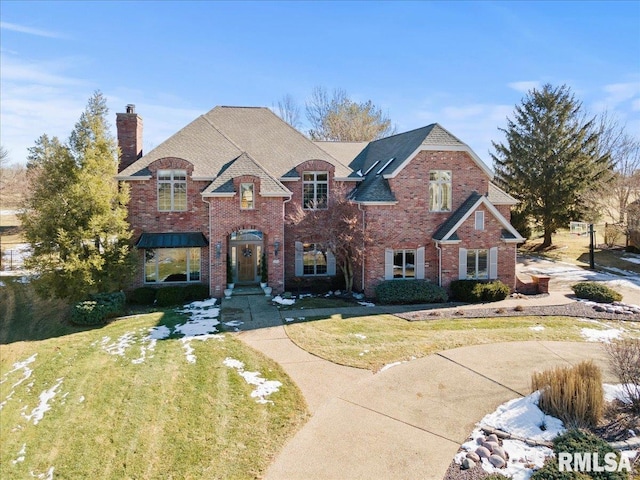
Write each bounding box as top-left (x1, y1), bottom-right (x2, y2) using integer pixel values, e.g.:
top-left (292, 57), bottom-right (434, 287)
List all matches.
top-left (237, 244), bottom-right (256, 282)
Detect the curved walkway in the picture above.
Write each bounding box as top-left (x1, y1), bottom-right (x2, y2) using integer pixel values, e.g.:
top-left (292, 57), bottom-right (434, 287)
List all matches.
top-left (233, 294), bottom-right (620, 480)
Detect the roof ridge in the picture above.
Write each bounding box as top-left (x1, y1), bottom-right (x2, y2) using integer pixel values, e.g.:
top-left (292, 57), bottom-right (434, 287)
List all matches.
top-left (366, 124), bottom-right (436, 145)
top-left (202, 113), bottom-right (245, 152)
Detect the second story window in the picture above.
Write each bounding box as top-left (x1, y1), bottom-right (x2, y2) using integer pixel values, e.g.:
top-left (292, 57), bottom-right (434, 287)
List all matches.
top-left (240, 183), bottom-right (254, 209)
top-left (303, 172), bottom-right (328, 209)
top-left (158, 169), bottom-right (187, 211)
top-left (429, 170), bottom-right (452, 212)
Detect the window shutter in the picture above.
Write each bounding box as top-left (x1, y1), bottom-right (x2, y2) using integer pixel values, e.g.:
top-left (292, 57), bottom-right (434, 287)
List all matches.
top-left (384, 249), bottom-right (394, 280)
top-left (327, 249), bottom-right (336, 276)
top-left (295, 242), bottom-right (304, 276)
top-left (458, 248), bottom-right (467, 279)
top-left (489, 247), bottom-right (498, 279)
top-left (416, 247), bottom-right (425, 279)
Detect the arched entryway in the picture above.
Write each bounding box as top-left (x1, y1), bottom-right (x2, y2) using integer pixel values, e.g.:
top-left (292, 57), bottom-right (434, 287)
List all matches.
top-left (229, 229), bottom-right (264, 284)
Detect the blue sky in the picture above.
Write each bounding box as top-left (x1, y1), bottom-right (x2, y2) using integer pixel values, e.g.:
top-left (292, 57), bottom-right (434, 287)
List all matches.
top-left (1, 0), bottom-right (639, 168)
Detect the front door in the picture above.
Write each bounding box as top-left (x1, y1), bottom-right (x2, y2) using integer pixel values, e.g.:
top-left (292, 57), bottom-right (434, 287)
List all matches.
top-left (237, 243), bottom-right (256, 282)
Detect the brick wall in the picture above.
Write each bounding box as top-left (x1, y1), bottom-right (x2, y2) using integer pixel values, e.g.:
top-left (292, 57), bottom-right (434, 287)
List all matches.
top-left (208, 175), bottom-right (286, 296)
top-left (360, 150), bottom-right (491, 296)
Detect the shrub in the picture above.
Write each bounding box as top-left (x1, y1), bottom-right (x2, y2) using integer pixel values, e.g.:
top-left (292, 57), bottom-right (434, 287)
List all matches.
top-left (128, 287), bottom-right (157, 305)
top-left (184, 284), bottom-right (209, 302)
top-left (71, 292), bottom-right (126, 325)
top-left (532, 429), bottom-right (628, 480)
top-left (605, 339), bottom-right (640, 413)
top-left (449, 280), bottom-right (510, 303)
top-left (156, 286), bottom-right (187, 307)
top-left (572, 282), bottom-right (623, 303)
top-left (375, 280), bottom-right (448, 305)
top-left (531, 360), bottom-right (603, 429)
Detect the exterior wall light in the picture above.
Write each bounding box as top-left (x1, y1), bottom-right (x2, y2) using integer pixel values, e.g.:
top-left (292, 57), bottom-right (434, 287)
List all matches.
top-left (274, 241), bottom-right (281, 257)
top-left (215, 241), bottom-right (222, 258)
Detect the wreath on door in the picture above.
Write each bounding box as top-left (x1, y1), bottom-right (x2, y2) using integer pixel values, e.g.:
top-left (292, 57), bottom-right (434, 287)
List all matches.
top-left (242, 247), bottom-right (252, 258)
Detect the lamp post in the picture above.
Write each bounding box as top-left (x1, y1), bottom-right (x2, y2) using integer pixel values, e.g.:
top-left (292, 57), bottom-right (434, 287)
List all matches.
top-left (589, 224), bottom-right (595, 270)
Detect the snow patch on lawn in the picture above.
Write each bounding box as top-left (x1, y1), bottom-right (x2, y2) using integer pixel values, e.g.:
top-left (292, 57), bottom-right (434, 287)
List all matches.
top-left (581, 327), bottom-right (623, 342)
top-left (22, 378), bottom-right (64, 425)
top-left (223, 357), bottom-right (282, 404)
top-left (380, 361), bottom-right (405, 372)
top-left (272, 295), bottom-right (295, 306)
top-left (622, 254), bottom-right (640, 265)
top-left (11, 443), bottom-right (26, 464)
top-left (603, 383), bottom-right (640, 405)
top-left (529, 325), bottom-right (545, 331)
top-left (1, 354), bottom-right (38, 410)
top-left (30, 466), bottom-right (54, 479)
top-left (358, 301), bottom-right (376, 307)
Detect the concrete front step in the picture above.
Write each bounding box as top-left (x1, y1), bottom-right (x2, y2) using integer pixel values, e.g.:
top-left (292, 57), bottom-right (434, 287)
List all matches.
top-left (228, 285), bottom-right (266, 296)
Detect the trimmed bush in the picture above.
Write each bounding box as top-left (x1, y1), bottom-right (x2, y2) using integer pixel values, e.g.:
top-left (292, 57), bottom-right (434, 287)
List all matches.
top-left (450, 280), bottom-right (510, 303)
top-left (532, 429), bottom-right (628, 480)
top-left (156, 286), bottom-right (187, 307)
top-left (128, 287), bottom-right (157, 305)
top-left (184, 284), bottom-right (209, 302)
top-left (531, 360), bottom-right (603, 429)
top-left (71, 292), bottom-right (126, 325)
top-left (572, 282), bottom-right (623, 303)
top-left (375, 280), bottom-right (448, 305)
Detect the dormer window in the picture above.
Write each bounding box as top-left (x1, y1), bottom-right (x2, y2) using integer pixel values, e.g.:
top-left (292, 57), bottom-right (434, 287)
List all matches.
top-left (303, 172), bottom-right (328, 209)
top-left (240, 183), bottom-right (254, 209)
top-left (158, 170), bottom-right (187, 212)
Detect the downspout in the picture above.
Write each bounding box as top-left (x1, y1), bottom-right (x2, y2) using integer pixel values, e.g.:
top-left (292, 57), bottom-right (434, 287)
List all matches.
top-left (203, 197), bottom-right (213, 297)
top-left (358, 203), bottom-right (365, 293)
top-left (435, 241), bottom-right (442, 287)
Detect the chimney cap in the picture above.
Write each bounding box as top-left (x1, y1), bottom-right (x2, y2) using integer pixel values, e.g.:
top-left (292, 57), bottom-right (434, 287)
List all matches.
top-left (126, 104), bottom-right (136, 114)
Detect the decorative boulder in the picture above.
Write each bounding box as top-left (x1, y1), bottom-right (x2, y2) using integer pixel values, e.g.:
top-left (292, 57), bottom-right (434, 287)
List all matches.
top-left (489, 454), bottom-right (506, 468)
top-left (461, 457), bottom-right (475, 470)
top-left (475, 446), bottom-right (491, 459)
top-left (484, 441), bottom-right (500, 452)
top-left (492, 446), bottom-right (508, 461)
top-left (487, 433), bottom-right (499, 443)
top-left (466, 452), bottom-right (480, 463)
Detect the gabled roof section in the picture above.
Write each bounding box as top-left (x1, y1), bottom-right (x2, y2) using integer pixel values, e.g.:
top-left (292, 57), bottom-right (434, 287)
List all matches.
top-left (118, 106), bottom-right (352, 181)
top-left (204, 107), bottom-right (352, 178)
top-left (117, 115), bottom-right (242, 179)
top-left (432, 192), bottom-right (524, 243)
top-left (203, 152), bottom-right (291, 197)
top-left (488, 182), bottom-right (518, 205)
top-left (314, 141), bottom-right (368, 168)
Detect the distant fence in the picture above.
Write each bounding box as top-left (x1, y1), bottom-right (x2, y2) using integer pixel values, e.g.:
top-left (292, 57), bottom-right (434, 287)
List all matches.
top-left (0, 243), bottom-right (30, 271)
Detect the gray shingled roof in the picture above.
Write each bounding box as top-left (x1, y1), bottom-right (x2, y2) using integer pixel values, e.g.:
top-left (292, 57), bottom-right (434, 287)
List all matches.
top-left (203, 152), bottom-right (291, 196)
top-left (432, 192), bottom-right (483, 241)
top-left (118, 106), bottom-right (352, 180)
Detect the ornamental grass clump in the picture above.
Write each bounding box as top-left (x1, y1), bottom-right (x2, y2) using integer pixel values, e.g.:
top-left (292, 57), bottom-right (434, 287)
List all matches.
top-left (531, 360), bottom-right (604, 429)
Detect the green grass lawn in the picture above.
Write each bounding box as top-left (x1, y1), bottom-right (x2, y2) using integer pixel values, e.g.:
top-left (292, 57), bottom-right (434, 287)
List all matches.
top-left (0, 277), bottom-right (307, 479)
top-left (285, 313), bottom-right (640, 372)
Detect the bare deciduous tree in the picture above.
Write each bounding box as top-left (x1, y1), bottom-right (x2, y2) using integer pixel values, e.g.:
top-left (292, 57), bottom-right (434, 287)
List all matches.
top-left (0, 145), bottom-right (27, 207)
top-left (287, 183), bottom-right (373, 292)
top-left (305, 86), bottom-right (395, 141)
top-left (275, 94), bottom-right (302, 129)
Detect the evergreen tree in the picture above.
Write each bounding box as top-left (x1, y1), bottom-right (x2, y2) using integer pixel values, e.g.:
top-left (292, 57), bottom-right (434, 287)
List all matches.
top-left (491, 84), bottom-right (613, 248)
top-left (20, 92), bottom-right (136, 301)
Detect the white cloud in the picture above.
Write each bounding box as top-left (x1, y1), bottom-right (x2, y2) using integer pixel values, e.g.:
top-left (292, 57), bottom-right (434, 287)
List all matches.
top-left (0, 21), bottom-right (65, 39)
top-left (507, 81), bottom-right (541, 93)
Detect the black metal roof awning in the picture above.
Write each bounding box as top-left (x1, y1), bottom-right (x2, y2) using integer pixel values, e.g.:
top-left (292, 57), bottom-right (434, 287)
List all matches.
top-left (135, 232), bottom-right (209, 249)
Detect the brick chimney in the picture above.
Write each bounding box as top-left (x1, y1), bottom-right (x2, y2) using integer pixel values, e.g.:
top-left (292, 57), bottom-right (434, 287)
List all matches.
top-left (116, 104), bottom-right (143, 172)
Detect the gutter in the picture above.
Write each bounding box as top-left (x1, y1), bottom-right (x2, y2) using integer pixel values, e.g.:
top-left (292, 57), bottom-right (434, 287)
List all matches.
top-left (434, 241), bottom-right (442, 287)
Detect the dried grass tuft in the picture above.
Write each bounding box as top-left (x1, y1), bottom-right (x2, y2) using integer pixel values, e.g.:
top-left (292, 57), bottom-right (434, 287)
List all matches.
top-left (531, 360), bottom-right (604, 429)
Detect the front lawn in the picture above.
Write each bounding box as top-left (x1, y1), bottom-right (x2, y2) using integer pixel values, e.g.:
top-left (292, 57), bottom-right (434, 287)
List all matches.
top-left (0, 279), bottom-right (307, 479)
top-left (285, 314), bottom-right (640, 371)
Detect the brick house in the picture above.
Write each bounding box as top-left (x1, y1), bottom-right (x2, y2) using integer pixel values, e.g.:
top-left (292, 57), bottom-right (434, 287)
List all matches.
top-left (116, 105), bottom-right (523, 298)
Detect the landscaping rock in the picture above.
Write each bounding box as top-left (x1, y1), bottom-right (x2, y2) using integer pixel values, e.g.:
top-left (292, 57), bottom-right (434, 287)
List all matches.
top-left (465, 452), bottom-right (480, 463)
top-left (488, 454), bottom-right (506, 468)
top-left (461, 457), bottom-right (476, 470)
top-left (487, 433), bottom-right (499, 444)
top-left (475, 446), bottom-right (491, 459)
top-left (484, 441), bottom-right (500, 452)
top-left (492, 445), bottom-right (508, 461)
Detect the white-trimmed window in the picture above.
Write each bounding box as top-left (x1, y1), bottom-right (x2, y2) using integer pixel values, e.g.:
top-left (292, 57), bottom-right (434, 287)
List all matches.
top-left (303, 172), bottom-right (328, 209)
top-left (240, 183), bottom-right (254, 209)
top-left (458, 247), bottom-right (498, 280)
top-left (475, 211), bottom-right (485, 230)
top-left (429, 170), bottom-right (452, 212)
top-left (144, 248), bottom-right (201, 283)
top-left (295, 242), bottom-right (336, 276)
top-left (393, 249), bottom-right (415, 278)
top-left (158, 170), bottom-right (187, 211)
top-left (384, 247), bottom-right (425, 280)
